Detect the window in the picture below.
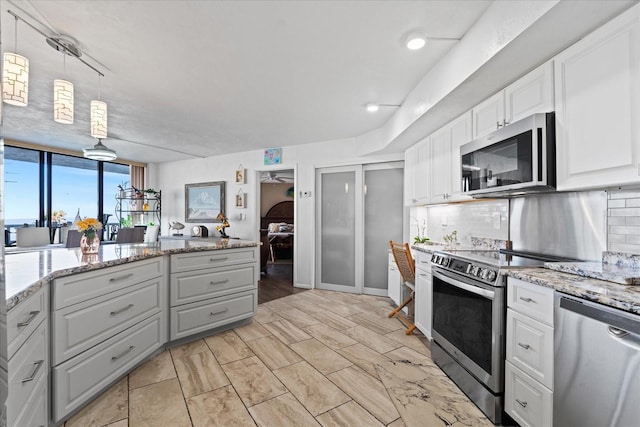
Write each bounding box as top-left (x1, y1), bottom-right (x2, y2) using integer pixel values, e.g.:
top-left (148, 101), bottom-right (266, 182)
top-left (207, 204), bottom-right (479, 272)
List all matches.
top-left (3, 144), bottom-right (136, 244)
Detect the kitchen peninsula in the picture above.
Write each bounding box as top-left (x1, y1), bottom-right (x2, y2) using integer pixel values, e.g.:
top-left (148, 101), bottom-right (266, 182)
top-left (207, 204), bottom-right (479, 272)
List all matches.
top-left (6, 239), bottom-right (260, 426)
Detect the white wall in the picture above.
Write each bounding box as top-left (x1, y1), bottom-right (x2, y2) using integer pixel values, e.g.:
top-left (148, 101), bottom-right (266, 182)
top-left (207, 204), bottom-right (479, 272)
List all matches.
top-left (148, 137), bottom-right (401, 287)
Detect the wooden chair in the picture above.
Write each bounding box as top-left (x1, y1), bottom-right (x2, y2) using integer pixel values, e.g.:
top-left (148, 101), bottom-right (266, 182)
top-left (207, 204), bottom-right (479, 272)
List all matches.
top-left (116, 227), bottom-right (145, 244)
top-left (65, 230), bottom-right (83, 248)
top-left (388, 240), bottom-right (417, 335)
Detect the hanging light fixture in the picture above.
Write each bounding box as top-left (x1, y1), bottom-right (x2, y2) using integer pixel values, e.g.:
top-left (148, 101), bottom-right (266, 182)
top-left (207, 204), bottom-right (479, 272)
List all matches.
top-left (83, 139), bottom-right (117, 161)
top-left (54, 51), bottom-right (74, 124)
top-left (91, 74), bottom-right (107, 138)
top-left (3, 16), bottom-right (29, 106)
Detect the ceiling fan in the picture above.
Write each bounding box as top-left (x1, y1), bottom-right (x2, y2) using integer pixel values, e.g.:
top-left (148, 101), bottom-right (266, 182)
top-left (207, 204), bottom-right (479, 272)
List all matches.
top-left (261, 171), bottom-right (294, 183)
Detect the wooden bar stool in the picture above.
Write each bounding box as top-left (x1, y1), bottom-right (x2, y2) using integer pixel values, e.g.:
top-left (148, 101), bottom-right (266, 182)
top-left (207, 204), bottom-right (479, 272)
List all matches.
top-left (388, 240), bottom-right (417, 335)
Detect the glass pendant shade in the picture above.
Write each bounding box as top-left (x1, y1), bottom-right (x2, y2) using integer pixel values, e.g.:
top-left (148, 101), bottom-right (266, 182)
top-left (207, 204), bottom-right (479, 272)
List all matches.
top-left (83, 139), bottom-right (117, 161)
top-left (54, 79), bottom-right (74, 124)
top-left (90, 100), bottom-right (108, 139)
top-left (3, 52), bottom-right (29, 106)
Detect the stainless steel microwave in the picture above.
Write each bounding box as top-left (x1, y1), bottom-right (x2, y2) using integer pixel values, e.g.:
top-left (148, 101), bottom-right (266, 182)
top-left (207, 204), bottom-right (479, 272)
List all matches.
top-left (460, 112), bottom-right (556, 197)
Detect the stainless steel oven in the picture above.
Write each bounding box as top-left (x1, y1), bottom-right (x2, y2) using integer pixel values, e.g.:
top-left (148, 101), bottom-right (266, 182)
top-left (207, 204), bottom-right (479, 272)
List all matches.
top-left (430, 251), bottom-right (507, 424)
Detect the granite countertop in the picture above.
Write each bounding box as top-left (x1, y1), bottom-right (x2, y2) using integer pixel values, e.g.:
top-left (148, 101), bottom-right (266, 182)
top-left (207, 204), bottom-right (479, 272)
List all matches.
top-left (543, 251), bottom-right (640, 286)
top-left (504, 267), bottom-right (640, 315)
top-left (6, 238), bottom-right (259, 312)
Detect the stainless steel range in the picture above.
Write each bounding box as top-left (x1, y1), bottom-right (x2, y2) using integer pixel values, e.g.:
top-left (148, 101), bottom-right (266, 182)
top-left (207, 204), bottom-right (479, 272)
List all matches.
top-left (429, 249), bottom-right (559, 424)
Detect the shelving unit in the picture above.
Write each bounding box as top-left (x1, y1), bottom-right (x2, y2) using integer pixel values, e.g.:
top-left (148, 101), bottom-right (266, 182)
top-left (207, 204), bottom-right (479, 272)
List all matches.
top-left (115, 188), bottom-right (161, 228)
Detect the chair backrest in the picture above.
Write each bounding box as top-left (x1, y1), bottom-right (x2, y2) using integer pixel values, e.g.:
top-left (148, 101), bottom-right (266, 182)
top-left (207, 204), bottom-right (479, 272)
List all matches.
top-left (116, 227), bottom-right (145, 244)
top-left (389, 240), bottom-right (415, 285)
top-left (16, 227), bottom-right (51, 247)
top-left (65, 230), bottom-right (84, 248)
top-left (144, 225), bottom-right (160, 243)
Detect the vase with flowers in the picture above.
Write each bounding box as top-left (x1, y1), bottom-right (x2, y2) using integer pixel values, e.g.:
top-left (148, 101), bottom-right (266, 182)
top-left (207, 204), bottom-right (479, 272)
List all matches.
top-left (77, 217), bottom-right (103, 254)
top-left (215, 212), bottom-right (230, 238)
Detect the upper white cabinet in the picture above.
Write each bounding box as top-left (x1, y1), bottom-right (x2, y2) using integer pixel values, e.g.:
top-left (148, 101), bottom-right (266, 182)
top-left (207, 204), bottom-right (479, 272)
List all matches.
top-left (473, 61), bottom-right (554, 139)
top-left (404, 136), bottom-right (430, 206)
top-left (430, 112), bottom-right (473, 204)
top-left (554, 4), bottom-right (640, 190)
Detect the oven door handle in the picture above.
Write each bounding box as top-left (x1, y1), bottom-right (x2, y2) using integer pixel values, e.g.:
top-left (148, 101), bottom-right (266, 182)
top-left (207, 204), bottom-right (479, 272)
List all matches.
top-left (432, 269), bottom-right (495, 299)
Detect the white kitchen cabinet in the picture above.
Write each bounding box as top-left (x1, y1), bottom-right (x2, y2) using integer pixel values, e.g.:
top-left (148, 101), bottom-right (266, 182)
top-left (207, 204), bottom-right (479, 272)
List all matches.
top-left (430, 112), bottom-right (473, 204)
top-left (404, 136), bottom-right (430, 206)
top-left (7, 288), bottom-right (49, 427)
top-left (505, 277), bottom-right (554, 427)
top-left (554, 4), bottom-right (640, 190)
top-left (413, 251), bottom-right (432, 340)
top-left (473, 61), bottom-right (554, 139)
top-left (52, 258), bottom-right (167, 423)
top-left (388, 253), bottom-right (402, 306)
top-left (169, 247), bottom-right (259, 340)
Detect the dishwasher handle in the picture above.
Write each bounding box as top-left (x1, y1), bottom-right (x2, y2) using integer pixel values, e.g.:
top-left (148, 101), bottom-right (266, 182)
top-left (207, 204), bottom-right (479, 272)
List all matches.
top-left (559, 295), bottom-right (640, 337)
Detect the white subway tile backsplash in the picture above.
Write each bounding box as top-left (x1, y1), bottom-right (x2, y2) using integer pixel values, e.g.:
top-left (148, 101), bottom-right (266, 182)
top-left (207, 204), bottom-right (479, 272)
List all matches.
top-left (608, 189), bottom-right (640, 255)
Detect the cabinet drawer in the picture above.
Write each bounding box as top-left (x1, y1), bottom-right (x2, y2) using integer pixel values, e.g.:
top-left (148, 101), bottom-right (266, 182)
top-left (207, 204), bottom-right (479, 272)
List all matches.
top-left (414, 251), bottom-right (432, 273)
top-left (7, 287), bottom-right (48, 359)
top-left (506, 308), bottom-right (553, 389)
top-left (505, 362), bottom-right (552, 427)
top-left (53, 257), bottom-right (165, 309)
top-left (53, 312), bottom-right (165, 422)
top-left (171, 265), bottom-right (256, 306)
top-left (11, 373), bottom-right (47, 427)
top-left (507, 278), bottom-right (554, 325)
top-left (53, 277), bottom-right (165, 365)
top-left (7, 322), bottom-right (48, 425)
top-left (170, 248), bottom-right (257, 273)
top-left (170, 290), bottom-right (256, 340)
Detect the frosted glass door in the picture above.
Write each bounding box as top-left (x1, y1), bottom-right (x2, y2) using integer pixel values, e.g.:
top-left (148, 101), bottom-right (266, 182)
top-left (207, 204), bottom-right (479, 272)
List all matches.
top-left (363, 165), bottom-right (403, 294)
top-left (318, 169), bottom-right (357, 292)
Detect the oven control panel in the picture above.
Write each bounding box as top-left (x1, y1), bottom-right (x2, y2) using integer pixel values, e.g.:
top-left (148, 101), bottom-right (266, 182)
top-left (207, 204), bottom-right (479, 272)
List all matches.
top-left (431, 253), bottom-right (499, 285)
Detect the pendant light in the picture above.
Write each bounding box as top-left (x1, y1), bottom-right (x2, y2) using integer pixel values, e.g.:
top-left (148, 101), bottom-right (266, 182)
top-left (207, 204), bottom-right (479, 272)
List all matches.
top-left (54, 54), bottom-right (74, 124)
top-left (3, 16), bottom-right (29, 106)
top-left (90, 74), bottom-right (108, 139)
top-left (83, 139), bottom-right (117, 161)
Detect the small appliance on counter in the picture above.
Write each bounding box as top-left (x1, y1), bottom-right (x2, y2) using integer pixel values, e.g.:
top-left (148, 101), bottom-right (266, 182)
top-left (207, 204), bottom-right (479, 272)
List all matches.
top-left (191, 225), bottom-right (209, 237)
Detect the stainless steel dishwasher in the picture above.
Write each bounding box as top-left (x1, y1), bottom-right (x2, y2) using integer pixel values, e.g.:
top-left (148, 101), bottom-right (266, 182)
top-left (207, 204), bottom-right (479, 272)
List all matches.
top-left (554, 293), bottom-right (640, 427)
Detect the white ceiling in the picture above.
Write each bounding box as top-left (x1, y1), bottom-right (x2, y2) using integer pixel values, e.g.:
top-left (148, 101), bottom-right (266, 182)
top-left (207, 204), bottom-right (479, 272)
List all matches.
top-left (3, 1), bottom-right (637, 164)
top-left (0, 0), bottom-right (492, 163)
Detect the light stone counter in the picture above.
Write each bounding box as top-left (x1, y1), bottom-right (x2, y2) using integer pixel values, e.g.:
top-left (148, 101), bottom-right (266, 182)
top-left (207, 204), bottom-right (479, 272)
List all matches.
top-left (6, 238), bottom-right (259, 312)
top-left (504, 267), bottom-right (640, 315)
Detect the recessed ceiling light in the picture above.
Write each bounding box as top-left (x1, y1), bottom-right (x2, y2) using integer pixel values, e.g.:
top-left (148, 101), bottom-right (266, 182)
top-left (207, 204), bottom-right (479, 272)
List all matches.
top-left (406, 33), bottom-right (426, 50)
top-left (366, 103), bottom-right (380, 112)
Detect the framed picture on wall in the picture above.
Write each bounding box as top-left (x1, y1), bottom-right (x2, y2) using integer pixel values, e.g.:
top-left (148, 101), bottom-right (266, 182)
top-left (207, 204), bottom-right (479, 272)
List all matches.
top-left (235, 191), bottom-right (246, 209)
top-left (264, 148), bottom-right (282, 165)
top-left (235, 166), bottom-right (246, 184)
top-left (185, 181), bottom-right (226, 222)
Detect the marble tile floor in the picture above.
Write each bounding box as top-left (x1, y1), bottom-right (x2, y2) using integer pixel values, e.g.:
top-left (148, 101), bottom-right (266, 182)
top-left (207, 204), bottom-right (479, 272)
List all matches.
top-left (64, 290), bottom-right (493, 427)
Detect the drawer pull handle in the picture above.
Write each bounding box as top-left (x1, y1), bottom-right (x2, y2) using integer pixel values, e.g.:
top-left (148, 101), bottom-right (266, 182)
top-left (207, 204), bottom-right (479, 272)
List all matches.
top-left (210, 279), bottom-right (229, 285)
top-left (109, 273), bottom-right (134, 283)
top-left (22, 360), bottom-right (44, 383)
top-left (419, 274), bottom-right (428, 278)
top-left (516, 399), bottom-right (528, 408)
top-left (519, 297), bottom-right (536, 303)
top-left (110, 304), bottom-right (135, 316)
top-left (210, 308), bottom-right (229, 316)
top-left (518, 342), bottom-right (531, 350)
top-left (112, 345), bottom-right (135, 361)
top-left (209, 257), bottom-right (229, 262)
top-left (17, 310), bottom-right (40, 327)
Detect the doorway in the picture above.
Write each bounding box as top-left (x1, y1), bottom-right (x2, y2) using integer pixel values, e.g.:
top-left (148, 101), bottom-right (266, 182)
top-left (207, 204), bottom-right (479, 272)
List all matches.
top-left (258, 169), bottom-right (296, 303)
top-left (315, 162), bottom-right (404, 295)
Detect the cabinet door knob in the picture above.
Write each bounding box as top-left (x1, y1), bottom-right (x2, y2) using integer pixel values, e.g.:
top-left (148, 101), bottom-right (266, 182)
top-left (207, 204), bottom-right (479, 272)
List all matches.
top-left (519, 296), bottom-right (536, 303)
top-left (503, 119), bottom-right (510, 126)
top-left (516, 399), bottom-right (528, 408)
top-left (111, 346), bottom-right (135, 361)
top-left (110, 304), bottom-right (135, 316)
top-left (518, 342), bottom-right (531, 350)
top-left (109, 273), bottom-right (134, 283)
top-left (497, 121), bottom-right (502, 129)
top-left (21, 360), bottom-right (44, 383)
top-left (17, 310), bottom-right (40, 327)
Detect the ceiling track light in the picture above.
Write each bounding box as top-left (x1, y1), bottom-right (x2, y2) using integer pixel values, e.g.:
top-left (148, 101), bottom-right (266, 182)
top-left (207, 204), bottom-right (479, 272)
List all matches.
top-left (83, 139), bottom-right (117, 161)
top-left (405, 32), bottom-right (461, 50)
top-left (54, 79), bottom-right (74, 124)
top-left (366, 103), bottom-right (400, 113)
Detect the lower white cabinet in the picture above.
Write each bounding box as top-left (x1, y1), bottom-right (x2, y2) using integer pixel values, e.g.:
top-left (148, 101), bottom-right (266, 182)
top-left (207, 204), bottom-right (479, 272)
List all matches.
top-left (53, 312), bottom-right (165, 421)
top-left (505, 277), bottom-right (554, 427)
top-left (413, 251), bottom-right (432, 340)
top-left (169, 248), bottom-right (259, 341)
top-left (388, 253), bottom-right (401, 306)
top-left (7, 287), bottom-right (49, 427)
